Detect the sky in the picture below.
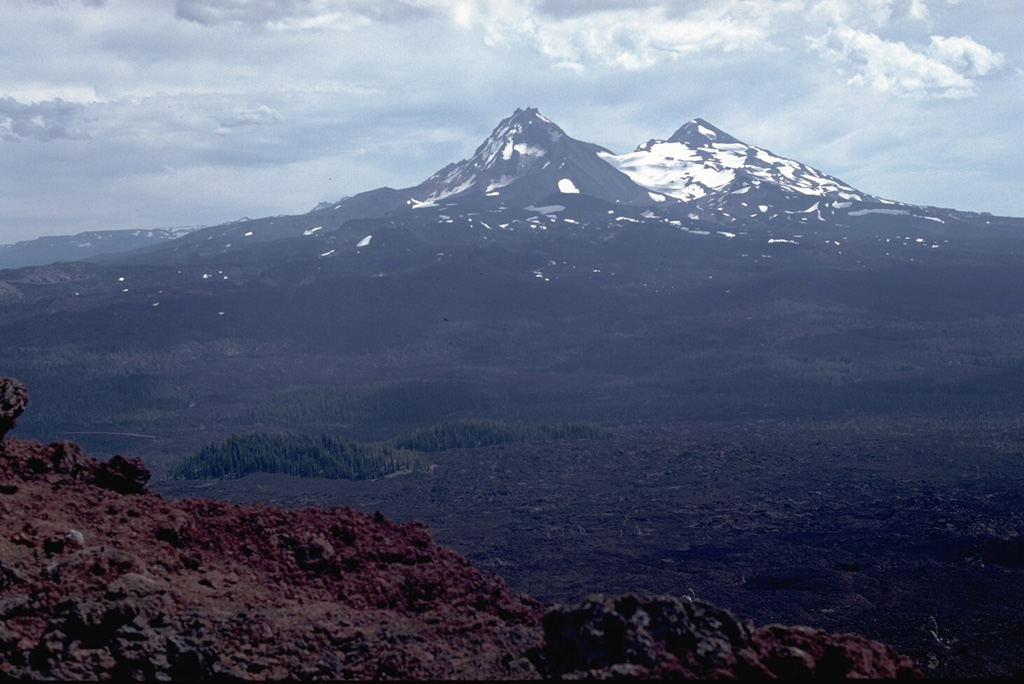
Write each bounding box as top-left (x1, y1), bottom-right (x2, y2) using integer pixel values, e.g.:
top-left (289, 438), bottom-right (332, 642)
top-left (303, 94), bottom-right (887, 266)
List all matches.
top-left (1, 0), bottom-right (1021, 244)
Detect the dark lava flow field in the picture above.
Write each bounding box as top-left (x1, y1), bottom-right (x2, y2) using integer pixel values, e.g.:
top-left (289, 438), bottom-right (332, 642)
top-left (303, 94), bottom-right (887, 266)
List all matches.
top-left (155, 418), bottom-right (1024, 679)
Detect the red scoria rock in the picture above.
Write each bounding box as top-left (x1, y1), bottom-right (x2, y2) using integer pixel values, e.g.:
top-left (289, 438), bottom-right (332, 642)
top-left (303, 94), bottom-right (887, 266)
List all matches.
top-left (0, 436), bottom-right (544, 680)
top-left (0, 434), bottom-right (922, 680)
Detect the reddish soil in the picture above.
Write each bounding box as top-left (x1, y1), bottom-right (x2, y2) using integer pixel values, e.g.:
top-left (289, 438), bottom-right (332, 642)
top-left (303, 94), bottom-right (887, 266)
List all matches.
top-left (0, 436), bottom-right (543, 680)
top-left (0, 433), bottom-right (923, 680)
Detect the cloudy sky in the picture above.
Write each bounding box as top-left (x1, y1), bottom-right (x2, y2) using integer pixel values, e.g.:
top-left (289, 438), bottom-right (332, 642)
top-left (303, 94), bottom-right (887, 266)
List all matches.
top-left (1, 0), bottom-right (1020, 243)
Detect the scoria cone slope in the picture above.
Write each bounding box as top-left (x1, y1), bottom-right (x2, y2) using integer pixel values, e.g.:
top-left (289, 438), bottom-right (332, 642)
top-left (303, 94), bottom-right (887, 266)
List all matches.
top-left (0, 435), bottom-right (545, 680)
top-left (0, 378), bottom-right (921, 680)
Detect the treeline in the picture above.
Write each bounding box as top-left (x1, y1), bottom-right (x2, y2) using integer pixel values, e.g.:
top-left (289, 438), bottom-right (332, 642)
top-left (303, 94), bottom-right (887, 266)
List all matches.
top-left (170, 432), bottom-right (426, 481)
top-left (170, 419), bottom-right (612, 481)
top-left (13, 368), bottom-right (192, 432)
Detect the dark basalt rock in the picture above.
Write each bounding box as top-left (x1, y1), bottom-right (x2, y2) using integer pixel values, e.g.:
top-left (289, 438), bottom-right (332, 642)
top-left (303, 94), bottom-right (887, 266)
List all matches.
top-left (0, 377), bottom-right (28, 441)
top-left (89, 454), bottom-right (151, 495)
top-left (532, 593), bottom-right (921, 680)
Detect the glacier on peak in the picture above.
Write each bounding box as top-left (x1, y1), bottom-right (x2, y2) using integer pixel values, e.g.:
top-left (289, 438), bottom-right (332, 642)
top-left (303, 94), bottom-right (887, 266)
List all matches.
top-left (601, 118), bottom-right (873, 205)
top-left (386, 108), bottom-right (909, 230)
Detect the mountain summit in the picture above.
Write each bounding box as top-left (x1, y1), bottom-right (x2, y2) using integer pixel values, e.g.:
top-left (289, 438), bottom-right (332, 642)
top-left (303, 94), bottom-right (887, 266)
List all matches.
top-left (407, 107), bottom-right (654, 208)
top-left (600, 118), bottom-right (881, 218)
top-left (667, 118), bottom-right (744, 147)
top-left (89, 107), bottom-right (1016, 266)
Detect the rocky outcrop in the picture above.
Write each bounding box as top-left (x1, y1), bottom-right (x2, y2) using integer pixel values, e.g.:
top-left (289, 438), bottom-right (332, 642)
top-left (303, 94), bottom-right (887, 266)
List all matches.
top-left (0, 377), bottom-right (28, 440)
top-left (0, 379), bottom-right (921, 680)
top-left (0, 435), bottom-right (149, 496)
top-left (0, 435), bottom-right (543, 680)
top-left (532, 594), bottom-right (921, 680)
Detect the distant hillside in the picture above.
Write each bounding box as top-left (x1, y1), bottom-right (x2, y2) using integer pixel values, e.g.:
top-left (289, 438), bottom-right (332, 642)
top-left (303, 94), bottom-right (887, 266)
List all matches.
top-left (0, 227), bottom-right (199, 270)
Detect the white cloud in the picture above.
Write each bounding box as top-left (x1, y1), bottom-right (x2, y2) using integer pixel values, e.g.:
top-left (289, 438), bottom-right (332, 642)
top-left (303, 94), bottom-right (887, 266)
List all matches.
top-left (928, 34), bottom-right (1005, 75)
top-left (164, 0), bottom-right (1006, 90)
top-left (810, 0), bottom-right (931, 27)
top-left (807, 0), bottom-right (1006, 97)
top-left (2, 84), bottom-right (99, 104)
top-left (0, 96), bottom-right (90, 141)
top-left (453, 1), bottom-right (801, 70)
top-left (217, 104), bottom-right (283, 130)
top-left (174, 0), bottom-right (322, 27)
top-left (171, 0), bottom-right (797, 68)
top-left (812, 28), bottom-right (960, 96)
top-left (173, 0), bottom-right (430, 30)
top-left (23, 0), bottom-right (107, 6)
top-left (908, 0), bottom-right (930, 22)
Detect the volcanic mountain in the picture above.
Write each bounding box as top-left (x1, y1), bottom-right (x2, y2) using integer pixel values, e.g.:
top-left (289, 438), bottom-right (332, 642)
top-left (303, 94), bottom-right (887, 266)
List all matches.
top-left (0, 227), bottom-right (199, 271)
top-left (600, 118), bottom-right (892, 224)
top-left (101, 108), bottom-right (657, 263)
top-left (405, 107), bottom-right (655, 209)
top-left (71, 107), bottom-right (1024, 267)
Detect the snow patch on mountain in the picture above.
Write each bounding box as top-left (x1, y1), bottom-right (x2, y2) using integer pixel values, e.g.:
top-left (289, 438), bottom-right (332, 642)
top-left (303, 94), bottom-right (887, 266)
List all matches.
top-left (849, 208), bottom-right (909, 217)
top-left (426, 177), bottom-right (476, 203)
top-left (600, 118), bottom-right (876, 205)
top-left (486, 177), bottom-right (516, 193)
top-left (413, 108), bottom-right (563, 204)
top-left (525, 204), bottom-right (565, 214)
top-left (558, 178), bottom-right (580, 194)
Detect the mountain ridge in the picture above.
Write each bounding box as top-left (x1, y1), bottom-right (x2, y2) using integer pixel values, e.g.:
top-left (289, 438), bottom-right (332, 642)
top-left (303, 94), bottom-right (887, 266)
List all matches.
top-left (7, 107), bottom-right (1023, 269)
top-left (133, 107), bottom-right (1024, 261)
top-left (406, 107), bottom-right (656, 209)
top-left (0, 227), bottom-right (200, 270)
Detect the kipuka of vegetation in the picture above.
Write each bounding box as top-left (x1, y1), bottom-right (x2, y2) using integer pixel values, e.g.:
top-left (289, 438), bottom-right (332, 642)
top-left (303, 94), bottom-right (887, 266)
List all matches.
top-left (170, 419), bottom-right (611, 481)
top-left (169, 432), bottom-right (425, 481)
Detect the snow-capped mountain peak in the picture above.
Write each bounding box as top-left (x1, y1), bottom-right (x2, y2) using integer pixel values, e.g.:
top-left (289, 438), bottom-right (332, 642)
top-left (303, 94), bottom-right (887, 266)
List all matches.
top-left (469, 107), bottom-right (562, 177)
top-left (665, 118), bottom-right (743, 147)
top-left (414, 108), bottom-right (566, 203)
top-left (408, 108), bottom-right (654, 208)
top-left (602, 119), bottom-right (876, 207)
